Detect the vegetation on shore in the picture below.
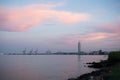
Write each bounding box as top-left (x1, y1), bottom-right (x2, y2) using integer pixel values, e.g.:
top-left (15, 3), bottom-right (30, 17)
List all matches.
top-left (103, 51), bottom-right (120, 80)
top-left (68, 51), bottom-right (120, 80)
top-left (103, 63), bottom-right (120, 80)
top-left (108, 51), bottom-right (120, 62)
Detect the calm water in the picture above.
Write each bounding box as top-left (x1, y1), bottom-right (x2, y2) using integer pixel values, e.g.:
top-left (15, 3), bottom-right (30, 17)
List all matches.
top-left (0, 55), bottom-right (108, 80)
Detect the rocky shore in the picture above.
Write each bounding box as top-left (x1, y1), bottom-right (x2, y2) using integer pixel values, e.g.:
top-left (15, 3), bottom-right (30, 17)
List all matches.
top-left (68, 69), bottom-right (109, 80)
top-left (68, 51), bottom-right (120, 80)
top-left (68, 61), bottom-right (112, 80)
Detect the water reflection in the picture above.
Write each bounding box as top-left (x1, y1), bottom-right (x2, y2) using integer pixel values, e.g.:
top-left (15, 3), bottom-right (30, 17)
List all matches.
top-left (77, 55), bottom-right (81, 62)
top-left (77, 55), bottom-right (81, 75)
top-left (0, 55), bottom-right (108, 80)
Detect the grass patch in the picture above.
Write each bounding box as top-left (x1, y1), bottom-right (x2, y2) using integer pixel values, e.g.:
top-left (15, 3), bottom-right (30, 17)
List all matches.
top-left (103, 51), bottom-right (120, 80)
top-left (108, 51), bottom-right (120, 62)
top-left (103, 63), bottom-right (120, 80)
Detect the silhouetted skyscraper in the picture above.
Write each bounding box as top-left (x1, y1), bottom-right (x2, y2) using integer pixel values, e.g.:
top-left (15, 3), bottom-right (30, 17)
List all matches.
top-left (78, 41), bottom-right (81, 55)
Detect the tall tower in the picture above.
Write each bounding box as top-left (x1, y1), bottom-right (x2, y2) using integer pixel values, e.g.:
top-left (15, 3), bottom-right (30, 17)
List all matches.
top-left (78, 41), bottom-right (81, 55)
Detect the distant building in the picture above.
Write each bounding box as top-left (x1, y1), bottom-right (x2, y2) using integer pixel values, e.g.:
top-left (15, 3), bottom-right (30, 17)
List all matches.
top-left (98, 50), bottom-right (105, 55)
top-left (89, 51), bottom-right (99, 55)
top-left (46, 49), bottom-right (51, 54)
top-left (78, 41), bottom-right (81, 55)
top-left (23, 48), bottom-right (26, 55)
top-left (29, 49), bottom-right (33, 55)
top-left (34, 50), bottom-right (38, 55)
top-left (89, 50), bottom-right (109, 55)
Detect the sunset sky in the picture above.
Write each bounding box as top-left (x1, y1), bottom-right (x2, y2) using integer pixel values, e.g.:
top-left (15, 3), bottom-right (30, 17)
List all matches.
top-left (0, 0), bottom-right (120, 53)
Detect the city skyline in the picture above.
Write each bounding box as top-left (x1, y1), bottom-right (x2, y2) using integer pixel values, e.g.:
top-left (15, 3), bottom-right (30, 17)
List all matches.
top-left (0, 0), bottom-right (120, 53)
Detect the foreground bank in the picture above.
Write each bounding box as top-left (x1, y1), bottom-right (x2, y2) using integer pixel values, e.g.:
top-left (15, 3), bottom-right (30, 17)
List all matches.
top-left (68, 51), bottom-right (120, 80)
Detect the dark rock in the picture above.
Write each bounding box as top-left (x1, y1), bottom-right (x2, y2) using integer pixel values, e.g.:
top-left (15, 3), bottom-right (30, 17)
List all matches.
top-left (68, 59), bottom-right (120, 80)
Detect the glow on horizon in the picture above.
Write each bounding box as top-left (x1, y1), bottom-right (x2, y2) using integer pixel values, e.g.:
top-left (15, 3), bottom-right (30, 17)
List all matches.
top-left (0, 0), bottom-right (120, 53)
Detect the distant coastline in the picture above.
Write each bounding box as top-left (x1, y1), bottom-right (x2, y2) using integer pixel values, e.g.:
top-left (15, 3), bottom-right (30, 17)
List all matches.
top-left (1, 50), bottom-right (109, 55)
top-left (1, 53), bottom-right (108, 55)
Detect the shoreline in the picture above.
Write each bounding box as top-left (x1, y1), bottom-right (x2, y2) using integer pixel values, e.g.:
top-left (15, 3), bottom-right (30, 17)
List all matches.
top-left (68, 61), bottom-right (112, 80)
top-left (68, 51), bottom-right (120, 80)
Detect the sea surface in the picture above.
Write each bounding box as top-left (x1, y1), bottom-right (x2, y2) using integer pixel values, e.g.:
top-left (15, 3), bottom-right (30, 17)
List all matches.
top-left (0, 55), bottom-right (108, 80)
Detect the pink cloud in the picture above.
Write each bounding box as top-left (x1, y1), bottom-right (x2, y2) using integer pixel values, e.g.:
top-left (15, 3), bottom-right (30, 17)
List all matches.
top-left (55, 12), bottom-right (89, 24)
top-left (61, 23), bottom-right (120, 44)
top-left (102, 23), bottom-right (120, 34)
top-left (62, 32), bottom-right (112, 44)
top-left (0, 4), bottom-right (90, 31)
top-left (82, 33), bottom-right (107, 41)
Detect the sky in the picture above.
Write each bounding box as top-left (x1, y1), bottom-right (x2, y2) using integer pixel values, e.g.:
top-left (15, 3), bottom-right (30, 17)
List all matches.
top-left (0, 0), bottom-right (120, 53)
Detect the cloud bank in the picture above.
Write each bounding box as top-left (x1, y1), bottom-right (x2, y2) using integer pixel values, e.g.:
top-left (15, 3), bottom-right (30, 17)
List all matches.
top-left (0, 4), bottom-right (90, 32)
top-left (59, 23), bottom-right (120, 44)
